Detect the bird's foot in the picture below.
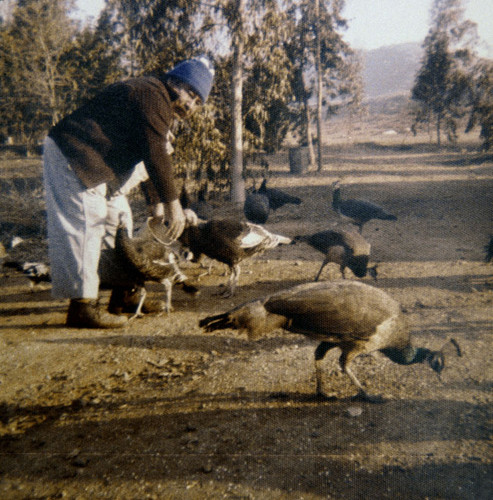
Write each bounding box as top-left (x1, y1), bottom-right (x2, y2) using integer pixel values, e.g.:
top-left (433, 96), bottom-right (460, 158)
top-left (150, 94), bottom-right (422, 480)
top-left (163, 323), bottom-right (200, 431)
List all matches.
top-left (352, 390), bottom-right (385, 404)
top-left (128, 312), bottom-right (145, 321)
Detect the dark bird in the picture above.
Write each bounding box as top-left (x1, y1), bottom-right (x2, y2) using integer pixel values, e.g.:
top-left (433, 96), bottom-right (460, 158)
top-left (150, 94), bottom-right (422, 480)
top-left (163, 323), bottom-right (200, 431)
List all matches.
top-left (200, 281), bottom-right (461, 402)
top-left (179, 218), bottom-right (292, 297)
top-left (180, 184), bottom-right (214, 220)
top-left (293, 228), bottom-right (377, 281)
top-left (244, 191), bottom-right (270, 224)
top-left (332, 181), bottom-right (397, 233)
top-left (258, 178), bottom-right (302, 211)
top-left (485, 236), bottom-right (493, 263)
top-left (107, 216), bottom-right (199, 318)
top-left (3, 261), bottom-right (51, 290)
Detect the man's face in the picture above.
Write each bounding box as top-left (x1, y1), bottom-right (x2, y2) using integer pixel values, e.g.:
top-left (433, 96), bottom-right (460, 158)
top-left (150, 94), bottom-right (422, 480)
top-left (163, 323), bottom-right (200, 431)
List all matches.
top-left (168, 78), bottom-right (202, 120)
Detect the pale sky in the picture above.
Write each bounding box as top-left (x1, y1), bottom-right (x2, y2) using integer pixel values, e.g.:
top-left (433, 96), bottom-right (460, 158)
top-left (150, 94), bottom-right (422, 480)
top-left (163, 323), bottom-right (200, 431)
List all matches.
top-left (342, 0), bottom-right (493, 56)
top-left (75, 0), bottom-right (493, 57)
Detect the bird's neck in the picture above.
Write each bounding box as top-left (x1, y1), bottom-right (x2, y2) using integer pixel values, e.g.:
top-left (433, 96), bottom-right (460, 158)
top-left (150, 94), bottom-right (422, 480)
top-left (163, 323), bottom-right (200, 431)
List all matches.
top-left (381, 346), bottom-right (431, 365)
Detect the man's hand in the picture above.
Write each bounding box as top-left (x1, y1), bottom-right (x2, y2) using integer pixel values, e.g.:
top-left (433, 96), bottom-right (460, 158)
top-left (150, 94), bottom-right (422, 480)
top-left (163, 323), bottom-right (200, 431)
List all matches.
top-left (149, 203), bottom-right (164, 218)
top-left (183, 209), bottom-right (199, 227)
top-left (164, 199), bottom-right (186, 240)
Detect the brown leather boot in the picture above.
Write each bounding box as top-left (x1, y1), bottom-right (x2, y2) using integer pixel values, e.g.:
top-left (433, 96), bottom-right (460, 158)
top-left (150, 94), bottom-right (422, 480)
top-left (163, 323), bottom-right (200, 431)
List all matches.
top-left (66, 299), bottom-right (128, 329)
top-left (108, 286), bottom-right (166, 315)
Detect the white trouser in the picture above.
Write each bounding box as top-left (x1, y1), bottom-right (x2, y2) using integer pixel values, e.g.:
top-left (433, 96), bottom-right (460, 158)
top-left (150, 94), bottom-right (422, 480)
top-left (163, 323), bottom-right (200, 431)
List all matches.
top-left (43, 137), bottom-right (136, 299)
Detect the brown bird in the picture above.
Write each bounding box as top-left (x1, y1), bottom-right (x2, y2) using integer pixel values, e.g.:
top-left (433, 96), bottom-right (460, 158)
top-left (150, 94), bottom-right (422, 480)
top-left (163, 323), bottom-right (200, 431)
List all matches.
top-left (200, 281), bottom-right (461, 402)
top-left (106, 217), bottom-right (199, 318)
top-left (293, 228), bottom-right (377, 281)
top-left (179, 218), bottom-right (292, 297)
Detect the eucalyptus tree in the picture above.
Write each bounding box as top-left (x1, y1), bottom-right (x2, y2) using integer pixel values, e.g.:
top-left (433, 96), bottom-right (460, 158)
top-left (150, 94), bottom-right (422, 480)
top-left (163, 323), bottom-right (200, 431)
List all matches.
top-left (466, 59), bottom-right (493, 151)
top-left (61, 10), bottom-right (125, 108)
top-left (0, 0), bottom-right (78, 146)
top-left (200, 0), bottom-right (296, 204)
top-left (101, 0), bottom-right (202, 76)
top-left (411, 0), bottom-right (478, 146)
top-left (284, 0), bottom-right (353, 171)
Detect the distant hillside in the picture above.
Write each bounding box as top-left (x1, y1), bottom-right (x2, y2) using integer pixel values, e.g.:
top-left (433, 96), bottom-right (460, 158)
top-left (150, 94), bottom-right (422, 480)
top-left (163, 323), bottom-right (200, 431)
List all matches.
top-left (362, 42), bottom-right (422, 99)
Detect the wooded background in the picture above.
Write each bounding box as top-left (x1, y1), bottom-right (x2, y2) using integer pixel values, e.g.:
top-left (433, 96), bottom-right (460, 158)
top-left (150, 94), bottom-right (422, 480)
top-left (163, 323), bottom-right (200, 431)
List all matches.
top-left (0, 0), bottom-right (492, 201)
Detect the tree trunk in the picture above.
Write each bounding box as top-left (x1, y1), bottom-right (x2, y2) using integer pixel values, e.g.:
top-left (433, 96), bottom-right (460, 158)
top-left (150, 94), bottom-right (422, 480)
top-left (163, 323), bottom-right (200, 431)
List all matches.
top-left (303, 94), bottom-right (316, 169)
top-left (299, 26), bottom-right (315, 169)
top-left (436, 114), bottom-right (442, 147)
top-left (314, 0), bottom-right (323, 172)
top-left (230, 0), bottom-right (246, 205)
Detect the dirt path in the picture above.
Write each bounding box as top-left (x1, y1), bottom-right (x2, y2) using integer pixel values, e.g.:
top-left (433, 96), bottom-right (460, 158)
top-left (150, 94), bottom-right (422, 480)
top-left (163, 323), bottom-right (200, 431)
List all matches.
top-left (0, 147), bottom-right (492, 499)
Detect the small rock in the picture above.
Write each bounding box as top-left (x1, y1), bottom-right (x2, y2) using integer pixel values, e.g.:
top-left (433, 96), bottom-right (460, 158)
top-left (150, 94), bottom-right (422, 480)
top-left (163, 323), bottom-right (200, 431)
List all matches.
top-left (67, 448), bottom-right (80, 459)
top-left (346, 406), bottom-right (363, 417)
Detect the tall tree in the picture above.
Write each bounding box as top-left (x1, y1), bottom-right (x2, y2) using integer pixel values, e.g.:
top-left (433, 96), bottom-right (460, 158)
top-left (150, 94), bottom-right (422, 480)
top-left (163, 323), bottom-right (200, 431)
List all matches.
top-left (200, 0), bottom-right (295, 203)
top-left (0, 0), bottom-right (77, 147)
top-left (230, 0), bottom-right (246, 205)
top-left (61, 10), bottom-right (125, 108)
top-left (102, 0), bottom-right (202, 77)
top-left (285, 0), bottom-right (353, 171)
top-left (314, 0), bottom-right (323, 171)
top-left (411, 0), bottom-right (478, 146)
top-left (466, 59), bottom-right (493, 151)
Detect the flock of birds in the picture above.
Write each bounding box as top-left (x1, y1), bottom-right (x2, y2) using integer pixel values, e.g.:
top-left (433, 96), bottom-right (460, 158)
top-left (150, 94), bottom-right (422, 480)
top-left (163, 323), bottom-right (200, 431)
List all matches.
top-left (2, 178), bottom-right (467, 401)
top-left (122, 178), bottom-right (461, 401)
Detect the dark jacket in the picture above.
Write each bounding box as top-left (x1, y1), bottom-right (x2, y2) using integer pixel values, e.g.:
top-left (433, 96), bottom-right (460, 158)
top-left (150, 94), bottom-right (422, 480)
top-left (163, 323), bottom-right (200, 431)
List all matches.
top-left (49, 76), bottom-right (177, 204)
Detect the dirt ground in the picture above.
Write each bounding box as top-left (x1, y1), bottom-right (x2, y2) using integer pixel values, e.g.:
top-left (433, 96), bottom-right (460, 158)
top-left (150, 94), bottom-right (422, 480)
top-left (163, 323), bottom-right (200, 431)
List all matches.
top-left (0, 143), bottom-right (492, 499)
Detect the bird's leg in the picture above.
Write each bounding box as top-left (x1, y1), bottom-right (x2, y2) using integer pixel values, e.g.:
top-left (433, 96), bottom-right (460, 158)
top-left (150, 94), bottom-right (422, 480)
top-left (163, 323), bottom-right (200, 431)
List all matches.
top-left (197, 256), bottom-right (214, 278)
top-left (340, 265), bottom-right (346, 279)
top-left (221, 264), bottom-right (239, 298)
top-left (314, 259), bottom-right (329, 282)
top-left (340, 352), bottom-right (384, 403)
top-left (162, 278), bottom-right (173, 313)
top-left (314, 342), bottom-right (336, 399)
top-left (129, 287), bottom-right (147, 320)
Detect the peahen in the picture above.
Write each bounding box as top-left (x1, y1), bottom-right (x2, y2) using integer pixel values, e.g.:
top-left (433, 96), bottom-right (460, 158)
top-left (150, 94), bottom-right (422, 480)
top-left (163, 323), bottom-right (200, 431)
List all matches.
top-left (107, 216), bottom-right (199, 318)
top-left (293, 228), bottom-right (377, 281)
top-left (258, 178), bottom-right (302, 211)
top-left (244, 191), bottom-right (270, 224)
top-left (179, 218), bottom-right (292, 297)
top-left (332, 181), bottom-right (397, 233)
top-left (199, 281), bottom-right (461, 402)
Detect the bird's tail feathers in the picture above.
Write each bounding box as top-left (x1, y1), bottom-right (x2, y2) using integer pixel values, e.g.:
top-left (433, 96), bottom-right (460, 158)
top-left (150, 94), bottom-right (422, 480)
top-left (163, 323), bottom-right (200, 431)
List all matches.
top-left (199, 312), bottom-right (234, 332)
top-left (272, 234), bottom-right (292, 245)
top-left (262, 231), bottom-right (292, 248)
top-left (381, 213), bottom-right (397, 221)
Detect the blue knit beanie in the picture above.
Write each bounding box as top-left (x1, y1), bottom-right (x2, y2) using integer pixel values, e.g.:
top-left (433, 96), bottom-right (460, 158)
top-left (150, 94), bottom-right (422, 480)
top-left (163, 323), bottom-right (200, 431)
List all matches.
top-left (166, 57), bottom-right (214, 102)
